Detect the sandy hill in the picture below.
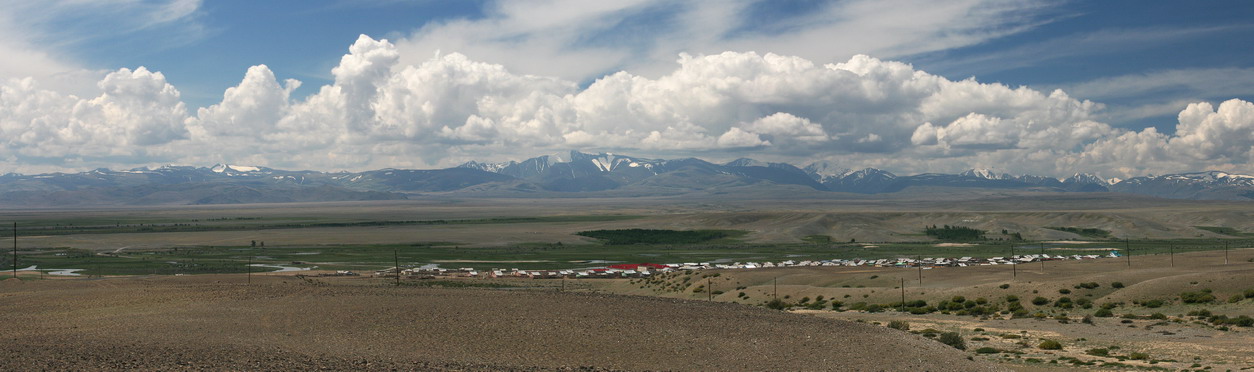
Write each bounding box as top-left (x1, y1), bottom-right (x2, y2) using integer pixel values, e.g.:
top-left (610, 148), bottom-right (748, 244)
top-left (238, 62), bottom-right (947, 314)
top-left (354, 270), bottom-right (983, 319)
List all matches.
top-left (0, 275), bottom-right (998, 371)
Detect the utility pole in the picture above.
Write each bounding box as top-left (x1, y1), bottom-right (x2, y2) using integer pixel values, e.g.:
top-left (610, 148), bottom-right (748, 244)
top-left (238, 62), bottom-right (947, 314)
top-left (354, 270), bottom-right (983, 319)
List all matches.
top-left (773, 277), bottom-right (778, 300)
top-left (1225, 241), bottom-right (1230, 265)
top-left (1125, 238), bottom-right (1131, 267)
top-left (1010, 243), bottom-right (1016, 278)
top-left (916, 255), bottom-right (922, 285)
top-left (12, 222), bottom-right (16, 279)
top-left (247, 256), bottom-right (252, 285)
top-left (393, 249), bottom-right (400, 286)
top-left (707, 278), bottom-right (712, 301)
top-left (899, 278), bottom-right (906, 312)
top-left (1170, 244), bottom-right (1174, 268)
top-left (1040, 242), bottom-right (1046, 272)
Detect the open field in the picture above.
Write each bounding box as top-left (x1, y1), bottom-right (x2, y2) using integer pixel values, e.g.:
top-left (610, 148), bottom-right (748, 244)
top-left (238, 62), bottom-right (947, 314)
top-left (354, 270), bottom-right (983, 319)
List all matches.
top-left (0, 275), bottom-right (996, 371)
top-left (3, 195), bottom-right (1254, 370)
top-left (591, 248), bottom-right (1254, 371)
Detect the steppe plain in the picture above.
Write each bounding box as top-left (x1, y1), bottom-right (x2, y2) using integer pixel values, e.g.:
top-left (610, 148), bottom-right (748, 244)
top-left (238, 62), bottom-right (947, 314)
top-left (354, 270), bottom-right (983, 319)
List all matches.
top-left (3, 191), bottom-right (1254, 371)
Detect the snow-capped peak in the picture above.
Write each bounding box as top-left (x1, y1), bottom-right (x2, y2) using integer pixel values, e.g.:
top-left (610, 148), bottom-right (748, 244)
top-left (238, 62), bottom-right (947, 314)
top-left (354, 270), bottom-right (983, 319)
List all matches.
top-left (211, 164), bottom-right (261, 173)
top-left (960, 168), bottom-right (1004, 180)
top-left (1063, 173), bottom-right (1108, 186)
top-left (726, 158), bottom-right (767, 167)
top-left (803, 161), bottom-right (849, 179)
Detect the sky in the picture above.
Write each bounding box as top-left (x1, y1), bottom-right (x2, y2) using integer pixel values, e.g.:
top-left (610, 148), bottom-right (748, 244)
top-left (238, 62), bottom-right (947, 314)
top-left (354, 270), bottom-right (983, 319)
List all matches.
top-left (1, 0), bottom-right (1253, 178)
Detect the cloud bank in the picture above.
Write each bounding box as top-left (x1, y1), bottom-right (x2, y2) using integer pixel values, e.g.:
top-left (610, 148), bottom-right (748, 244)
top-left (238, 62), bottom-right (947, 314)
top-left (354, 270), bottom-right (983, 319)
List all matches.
top-left (2, 35), bottom-right (1253, 178)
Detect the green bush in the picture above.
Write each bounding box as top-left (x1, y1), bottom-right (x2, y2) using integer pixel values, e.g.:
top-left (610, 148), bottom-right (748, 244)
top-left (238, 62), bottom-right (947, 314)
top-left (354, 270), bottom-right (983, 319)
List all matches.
top-left (938, 332), bottom-right (966, 350)
top-left (1086, 348), bottom-right (1109, 357)
top-left (1078, 282), bottom-right (1100, 289)
top-left (1005, 295), bottom-right (1019, 302)
top-left (1094, 308), bottom-right (1114, 317)
top-left (999, 283), bottom-right (1010, 289)
top-left (1141, 299), bottom-right (1164, 308)
top-left (1038, 339), bottom-right (1063, 350)
top-left (1180, 290), bottom-right (1216, 304)
top-left (1031, 296), bottom-right (1049, 306)
top-left (1129, 352), bottom-right (1149, 360)
top-left (1244, 288), bottom-right (1254, 298)
top-left (975, 347), bottom-right (1000, 354)
top-left (1111, 282), bottom-right (1125, 288)
top-left (1059, 288), bottom-right (1071, 294)
top-left (1228, 294), bottom-right (1243, 303)
top-left (887, 320), bottom-right (910, 331)
top-left (765, 299), bottom-right (790, 310)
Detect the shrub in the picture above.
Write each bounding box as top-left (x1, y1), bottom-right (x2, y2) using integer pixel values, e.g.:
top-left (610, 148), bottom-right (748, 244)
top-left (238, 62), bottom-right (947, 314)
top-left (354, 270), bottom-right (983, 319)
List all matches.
top-left (864, 304), bottom-right (884, 313)
top-left (999, 283), bottom-right (1010, 289)
top-left (1094, 308), bottom-right (1114, 317)
top-left (938, 332), bottom-right (966, 350)
top-left (1228, 294), bottom-right (1243, 303)
top-left (1086, 348), bottom-right (1109, 357)
top-left (1180, 290), bottom-right (1216, 304)
top-left (1054, 297), bottom-right (1073, 308)
top-left (1059, 289), bottom-right (1071, 294)
top-left (1150, 313), bottom-right (1167, 320)
top-left (1038, 339), bottom-right (1063, 350)
top-left (887, 320), bottom-right (910, 331)
top-left (1186, 309), bottom-right (1212, 317)
top-left (1082, 315), bottom-right (1094, 324)
top-left (1032, 296), bottom-right (1050, 306)
top-left (1111, 282), bottom-right (1125, 288)
top-left (1129, 352), bottom-right (1149, 360)
top-left (1141, 299), bottom-right (1164, 308)
top-left (765, 299), bottom-right (790, 310)
top-left (975, 347), bottom-right (1000, 354)
top-left (1245, 288), bottom-right (1254, 298)
top-left (1121, 313), bottom-right (1138, 319)
top-left (1078, 282), bottom-right (1100, 289)
top-left (1005, 295), bottom-right (1019, 303)
top-left (952, 296), bottom-right (966, 303)
top-left (975, 297), bottom-right (988, 305)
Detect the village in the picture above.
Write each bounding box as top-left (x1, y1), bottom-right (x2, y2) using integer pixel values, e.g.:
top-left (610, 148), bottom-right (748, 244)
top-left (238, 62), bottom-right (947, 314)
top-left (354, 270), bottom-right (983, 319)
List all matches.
top-left (375, 251), bottom-right (1123, 280)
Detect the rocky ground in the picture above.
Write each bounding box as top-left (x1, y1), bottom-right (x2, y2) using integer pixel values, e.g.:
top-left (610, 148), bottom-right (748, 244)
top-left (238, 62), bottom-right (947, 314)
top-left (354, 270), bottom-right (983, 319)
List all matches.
top-left (0, 275), bottom-right (998, 371)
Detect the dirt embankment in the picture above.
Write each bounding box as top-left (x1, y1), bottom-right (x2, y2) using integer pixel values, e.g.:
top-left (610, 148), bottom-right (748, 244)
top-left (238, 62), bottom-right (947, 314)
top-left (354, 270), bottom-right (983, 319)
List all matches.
top-left (0, 275), bottom-right (999, 371)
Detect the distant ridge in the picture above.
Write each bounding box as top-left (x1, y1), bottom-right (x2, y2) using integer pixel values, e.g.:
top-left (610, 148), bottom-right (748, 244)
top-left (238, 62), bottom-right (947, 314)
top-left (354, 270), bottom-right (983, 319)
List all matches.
top-left (2, 151), bottom-right (1253, 206)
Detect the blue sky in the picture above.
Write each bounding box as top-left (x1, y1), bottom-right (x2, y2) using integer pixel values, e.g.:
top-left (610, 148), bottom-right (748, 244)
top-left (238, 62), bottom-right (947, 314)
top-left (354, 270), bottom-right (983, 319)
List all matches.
top-left (1, 0), bottom-right (1253, 177)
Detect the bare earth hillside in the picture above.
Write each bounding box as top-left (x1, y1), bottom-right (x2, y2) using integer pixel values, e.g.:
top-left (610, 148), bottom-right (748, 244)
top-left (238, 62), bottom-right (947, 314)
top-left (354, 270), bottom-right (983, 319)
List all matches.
top-left (0, 276), bottom-right (999, 371)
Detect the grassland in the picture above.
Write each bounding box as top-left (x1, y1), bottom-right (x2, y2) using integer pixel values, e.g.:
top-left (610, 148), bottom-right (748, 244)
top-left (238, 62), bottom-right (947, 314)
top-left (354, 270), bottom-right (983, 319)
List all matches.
top-left (2, 194), bottom-right (1254, 371)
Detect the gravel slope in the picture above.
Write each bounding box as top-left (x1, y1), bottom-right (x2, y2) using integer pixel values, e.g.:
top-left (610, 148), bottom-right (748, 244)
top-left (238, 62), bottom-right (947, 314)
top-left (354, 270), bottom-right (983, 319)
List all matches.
top-left (1, 275), bottom-right (1000, 371)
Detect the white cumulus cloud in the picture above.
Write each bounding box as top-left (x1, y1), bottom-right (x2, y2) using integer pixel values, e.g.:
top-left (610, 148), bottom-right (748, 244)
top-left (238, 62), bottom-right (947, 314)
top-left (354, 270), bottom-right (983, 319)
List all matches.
top-left (3, 34), bottom-right (1254, 179)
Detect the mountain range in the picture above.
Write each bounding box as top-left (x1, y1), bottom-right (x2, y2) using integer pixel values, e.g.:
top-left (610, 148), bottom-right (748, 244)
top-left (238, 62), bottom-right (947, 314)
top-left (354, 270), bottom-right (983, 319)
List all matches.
top-left (1, 151), bottom-right (1252, 206)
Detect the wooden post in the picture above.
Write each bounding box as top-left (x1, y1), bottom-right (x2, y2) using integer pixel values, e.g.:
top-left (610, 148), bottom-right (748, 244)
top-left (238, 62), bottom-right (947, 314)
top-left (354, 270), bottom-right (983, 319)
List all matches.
top-left (247, 256), bottom-right (252, 285)
top-left (707, 278), bottom-right (712, 301)
top-left (393, 249), bottom-right (400, 286)
top-left (916, 255), bottom-right (922, 285)
top-left (1225, 241), bottom-right (1229, 265)
top-left (1039, 242), bottom-right (1046, 272)
top-left (773, 277), bottom-right (778, 300)
top-left (899, 278), bottom-right (906, 312)
top-left (1170, 244), bottom-right (1174, 267)
top-left (12, 222), bottom-right (16, 279)
top-left (1125, 238), bottom-right (1131, 266)
top-left (1010, 243), bottom-right (1016, 278)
